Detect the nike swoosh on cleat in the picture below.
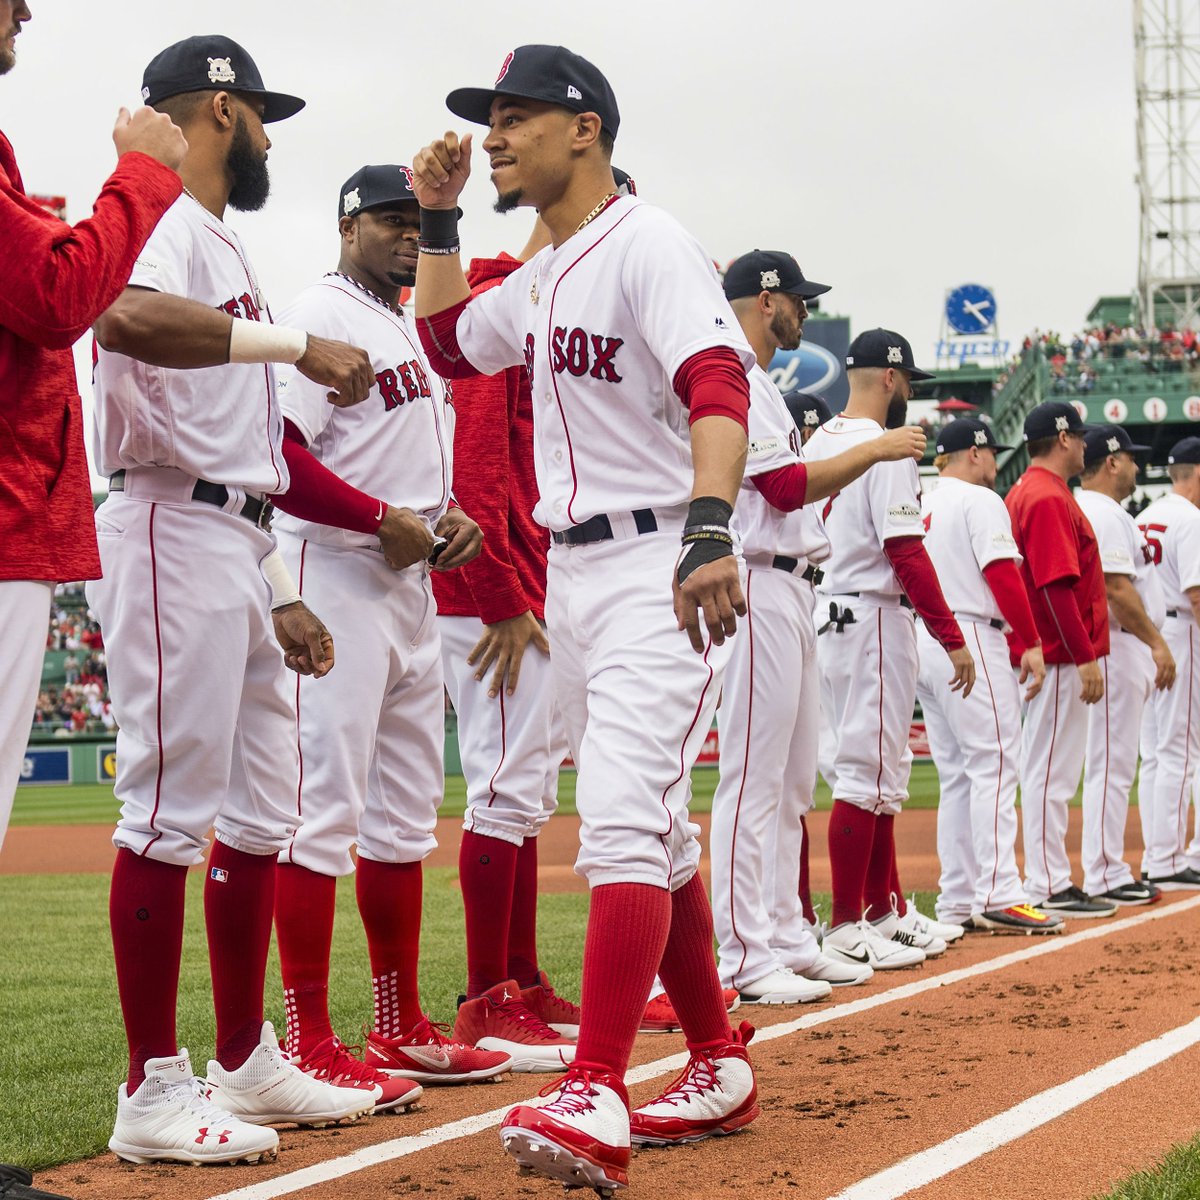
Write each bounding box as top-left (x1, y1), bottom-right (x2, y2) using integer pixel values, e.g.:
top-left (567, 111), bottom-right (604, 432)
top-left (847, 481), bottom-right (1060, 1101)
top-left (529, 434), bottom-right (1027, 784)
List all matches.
top-left (836, 948), bottom-right (871, 964)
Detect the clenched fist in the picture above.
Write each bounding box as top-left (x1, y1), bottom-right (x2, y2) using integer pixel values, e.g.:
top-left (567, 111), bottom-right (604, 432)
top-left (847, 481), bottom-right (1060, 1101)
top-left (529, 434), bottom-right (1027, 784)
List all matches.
top-left (874, 426), bottom-right (927, 463)
top-left (297, 335), bottom-right (375, 408)
top-left (113, 106), bottom-right (187, 172)
top-left (411, 131), bottom-right (473, 210)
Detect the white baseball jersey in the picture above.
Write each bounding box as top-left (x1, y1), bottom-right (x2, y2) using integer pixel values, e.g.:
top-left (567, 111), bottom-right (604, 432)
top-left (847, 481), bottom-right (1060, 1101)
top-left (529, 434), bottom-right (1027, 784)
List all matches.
top-left (453, 195), bottom-right (754, 531)
top-left (1076, 489), bottom-right (1165, 630)
top-left (1135, 493), bottom-right (1200, 613)
top-left (738, 366), bottom-right (829, 562)
top-left (806, 415), bottom-right (924, 596)
top-left (272, 276), bottom-right (454, 550)
top-left (920, 477), bottom-right (1020, 624)
top-left (93, 194), bottom-right (288, 494)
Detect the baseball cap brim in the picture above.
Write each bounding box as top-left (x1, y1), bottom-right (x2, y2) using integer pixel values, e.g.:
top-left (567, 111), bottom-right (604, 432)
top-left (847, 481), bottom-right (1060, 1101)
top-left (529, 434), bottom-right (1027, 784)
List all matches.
top-left (258, 90), bottom-right (306, 123)
top-left (904, 365), bottom-right (936, 382)
top-left (786, 279), bottom-right (832, 300)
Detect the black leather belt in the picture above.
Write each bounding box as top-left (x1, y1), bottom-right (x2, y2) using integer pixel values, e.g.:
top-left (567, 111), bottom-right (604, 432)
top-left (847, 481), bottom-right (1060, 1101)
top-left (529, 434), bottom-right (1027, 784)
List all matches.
top-left (987, 617), bottom-right (1003, 630)
top-left (109, 470), bottom-right (274, 530)
top-left (552, 509), bottom-right (658, 546)
top-left (843, 590), bottom-right (913, 611)
top-left (1167, 609), bottom-right (1180, 618)
top-left (770, 555), bottom-right (824, 586)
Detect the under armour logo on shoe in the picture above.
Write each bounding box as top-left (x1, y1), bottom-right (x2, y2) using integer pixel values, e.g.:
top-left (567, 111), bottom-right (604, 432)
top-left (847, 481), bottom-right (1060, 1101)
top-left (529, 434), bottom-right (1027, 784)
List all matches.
top-left (196, 1127), bottom-right (232, 1145)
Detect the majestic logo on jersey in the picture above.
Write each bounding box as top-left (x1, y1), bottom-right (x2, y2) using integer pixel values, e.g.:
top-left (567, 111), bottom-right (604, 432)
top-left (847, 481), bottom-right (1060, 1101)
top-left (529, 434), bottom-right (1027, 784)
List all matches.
top-left (886, 346), bottom-right (903, 364)
top-left (219, 294), bottom-right (261, 322)
top-left (399, 166), bottom-right (415, 191)
top-left (377, 357), bottom-right (433, 409)
top-left (550, 327), bottom-right (624, 382)
top-left (714, 316), bottom-right (728, 329)
top-left (207, 57), bottom-right (236, 84)
top-left (974, 430), bottom-right (987, 446)
top-left (496, 51), bottom-right (514, 84)
top-left (343, 187), bottom-right (362, 216)
top-left (1055, 415), bottom-right (1069, 431)
top-left (760, 269), bottom-right (781, 290)
top-left (567, 84), bottom-right (583, 100)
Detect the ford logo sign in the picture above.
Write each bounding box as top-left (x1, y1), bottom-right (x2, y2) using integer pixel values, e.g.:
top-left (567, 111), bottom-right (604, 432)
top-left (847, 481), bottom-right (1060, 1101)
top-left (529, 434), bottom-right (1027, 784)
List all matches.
top-left (768, 344), bottom-right (841, 395)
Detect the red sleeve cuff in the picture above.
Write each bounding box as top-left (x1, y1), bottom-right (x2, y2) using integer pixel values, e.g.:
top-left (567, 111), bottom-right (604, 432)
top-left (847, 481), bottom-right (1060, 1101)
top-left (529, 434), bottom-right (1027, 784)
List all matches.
top-left (273, 421), bottom-right (385, 534)
top-left (751, 462), bottom-right (809, 513)
top-left (416, 297), bottom-right (480, 379)
top-left (672, 347), bottom-right (750, 431)
top-left (1041, 579), bottom-right (1096, 664)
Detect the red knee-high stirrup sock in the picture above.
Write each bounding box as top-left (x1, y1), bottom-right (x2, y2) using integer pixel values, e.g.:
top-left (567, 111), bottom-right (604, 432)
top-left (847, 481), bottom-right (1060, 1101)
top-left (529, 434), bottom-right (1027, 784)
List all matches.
top-left (110, 848), bottom-right (188, 1093)
top-left (799, 815), bottom-right (817, 925)
top-left (828, 801), bottom-right (877, 927)
top-left (507, 835), bottom-right (541, 988)
top-left (658, 874), bottom-right (733, 1050)
top-left (356, 858), bottom-right (424, 1037)
top-left (205, 842), bottom-right (277, 1070)
top-left (572, 883), bottom-right (672, 1078)
top-left (888, 835), bottom-right (907, 917)
top-left (275, 862), bottom-right (337, 1056)
top-left (863, 813), bottom-right (897, 920)
top-left (459, 830), bottom-right (518, 998)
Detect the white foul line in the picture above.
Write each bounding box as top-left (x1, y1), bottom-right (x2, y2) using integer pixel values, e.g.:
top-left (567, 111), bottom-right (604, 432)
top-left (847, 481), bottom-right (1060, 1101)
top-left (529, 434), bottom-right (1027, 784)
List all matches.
top-left (207, 895), bottom-right (1200, 1200)
top-left (827, 1013), bottom-right (1200, 1200)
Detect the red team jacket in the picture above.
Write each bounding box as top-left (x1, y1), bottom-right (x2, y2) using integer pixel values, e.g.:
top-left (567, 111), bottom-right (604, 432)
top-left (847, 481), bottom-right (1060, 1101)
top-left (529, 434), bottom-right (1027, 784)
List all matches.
top-left (431, 254), bottom-right (550, 624)
top-left (1004, 464), bottom-right (1109, 665)
top-left (0, 132), bottom-right (180, 582)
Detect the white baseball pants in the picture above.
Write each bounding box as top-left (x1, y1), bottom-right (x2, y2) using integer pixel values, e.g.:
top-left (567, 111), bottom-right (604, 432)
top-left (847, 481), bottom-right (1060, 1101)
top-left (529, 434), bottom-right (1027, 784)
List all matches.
top-left (276, 533), bottom-right (444, 876)
top-left (544, 529), bottom-right (731, 889)
top-left (0, 580), bottom-right (54, 851)
top-left (1020, 661), bottom-right (1091, 903)
top-left (1082, 632), bottom-right (1155, 894)
top-left (711, 566), bottom-right (820, 989)
top-left (916, 619), bottom-right (1026, 921)
top-left (88, 495), bottom-right (299, 866)
top-left (1139, 614), bottom-right (1200, 878)
top-left (439, 613), bottom-right (561, 847)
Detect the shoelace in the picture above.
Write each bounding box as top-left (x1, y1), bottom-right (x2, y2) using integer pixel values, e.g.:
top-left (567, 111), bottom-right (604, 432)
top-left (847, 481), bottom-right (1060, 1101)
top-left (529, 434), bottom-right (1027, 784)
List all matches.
top-left (172, 1075), bottom-right (240, 1125)
top-left (305, 1038), bottom-right (382, 1085)
top-left (538, 1070), bottom-right (600, 1116)
top-left (406, 1016), bottom-right (458, 1047)
top-left (649, 1052), bottom-right (720, 1109)
top-left (1008, 903), bottom-right (1050, 921)
top-left (494, 997), bottom-right (562, 1042)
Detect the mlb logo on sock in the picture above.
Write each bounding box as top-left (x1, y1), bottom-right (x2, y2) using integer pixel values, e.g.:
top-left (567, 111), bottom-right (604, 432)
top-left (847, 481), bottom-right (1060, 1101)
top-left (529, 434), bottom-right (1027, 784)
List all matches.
top-left (210, 867), bottom-right (229, 883)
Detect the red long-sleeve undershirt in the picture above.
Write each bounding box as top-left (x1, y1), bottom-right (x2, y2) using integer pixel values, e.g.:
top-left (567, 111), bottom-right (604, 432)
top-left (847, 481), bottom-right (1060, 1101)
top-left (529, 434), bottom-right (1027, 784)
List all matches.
top-left (751, 462), bottom-right (810, 512)
top-left (883, 535), bottom-right (965, 650)
top-left (981, 559), bottom-right (1041, 654)
top-left (1040, 578), bottom-right (1097, 664)
top-left (272, 420), bottom-right (385, 534)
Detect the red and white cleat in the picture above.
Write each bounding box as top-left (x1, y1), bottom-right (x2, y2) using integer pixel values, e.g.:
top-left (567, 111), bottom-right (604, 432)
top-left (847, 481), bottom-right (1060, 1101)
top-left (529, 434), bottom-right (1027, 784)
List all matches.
top-left (292, 1034), bottom-right (421, 1113)
top-left (629, 1020), bottom-right (760, 1145)
top-left (519, 971), bottom-right (582, 1040)
top-left (365, 1015), bottom-right (512, 1084)
top-left (500, 1067), bottom-right (630, 1195)
top-left (638, 988), bottom-right (740, 1034)
top-left (452, 980), bottom-right (575, 1073)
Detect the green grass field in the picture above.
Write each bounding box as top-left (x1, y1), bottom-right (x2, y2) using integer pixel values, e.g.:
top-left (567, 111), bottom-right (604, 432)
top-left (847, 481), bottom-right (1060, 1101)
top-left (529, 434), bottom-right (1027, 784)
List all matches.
top-left (1093, 1136), bottom-right (1200, 1200)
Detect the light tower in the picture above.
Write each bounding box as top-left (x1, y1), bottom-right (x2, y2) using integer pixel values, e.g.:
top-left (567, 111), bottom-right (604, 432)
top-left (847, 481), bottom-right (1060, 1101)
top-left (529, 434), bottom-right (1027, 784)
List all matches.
top-left (1135, 0), bottom-right (1200, 330)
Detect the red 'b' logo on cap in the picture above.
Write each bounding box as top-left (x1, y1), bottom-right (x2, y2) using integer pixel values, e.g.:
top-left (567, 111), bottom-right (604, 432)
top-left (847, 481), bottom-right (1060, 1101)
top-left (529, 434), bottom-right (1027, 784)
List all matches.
top-left (496, 51), bottom-right (514, 84)
top-left (400, 166), bottom-right (414, 190)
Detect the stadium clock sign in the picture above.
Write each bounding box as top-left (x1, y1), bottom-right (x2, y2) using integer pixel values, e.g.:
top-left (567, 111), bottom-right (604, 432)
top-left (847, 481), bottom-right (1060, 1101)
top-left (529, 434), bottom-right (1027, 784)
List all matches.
top-left (945, 283), bottom-right (997, 335)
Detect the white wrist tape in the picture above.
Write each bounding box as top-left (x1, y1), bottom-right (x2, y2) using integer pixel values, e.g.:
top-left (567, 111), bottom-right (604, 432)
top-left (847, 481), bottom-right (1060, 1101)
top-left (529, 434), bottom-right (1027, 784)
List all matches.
top-left (262, 548), bottom-right (301, 610)
top-left (228, 320), bottom-right (308, 365)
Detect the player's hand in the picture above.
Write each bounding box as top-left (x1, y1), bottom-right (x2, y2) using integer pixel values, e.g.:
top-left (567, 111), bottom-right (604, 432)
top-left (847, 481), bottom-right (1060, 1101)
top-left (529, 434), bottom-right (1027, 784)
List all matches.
top-left (874, 426), bottom-right (927, 463)
top-left (1151, 638), bottom-right (1176, 691)
top-left (272, 601), bottom-right (334, 678)
top-left (1077, 659), bottom-right (1104, 704)
top-left (296, 335), bottom-right (375, 408)
top-left (431, 507), bottom-right (483, 571)
top-left (411, 131), bottom-right (473, 210)
top-left (946, 645), bottom-right (976, 698)
top-left (378, 505), bottom-right (435, 571)
top-left (113, 106), bottom-right (188, 171)
top-left (1018, 644), bottom-right (1046, 702)
top-left (673, 556), bottom-right (746, 654)
top-left (468, 610), bottom-right (550, 699)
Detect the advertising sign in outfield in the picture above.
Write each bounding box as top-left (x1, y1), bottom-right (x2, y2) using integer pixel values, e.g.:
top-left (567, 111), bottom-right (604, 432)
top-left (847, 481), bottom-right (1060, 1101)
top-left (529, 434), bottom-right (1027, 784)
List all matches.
top-left (18, 747), bottom-right (72, 786)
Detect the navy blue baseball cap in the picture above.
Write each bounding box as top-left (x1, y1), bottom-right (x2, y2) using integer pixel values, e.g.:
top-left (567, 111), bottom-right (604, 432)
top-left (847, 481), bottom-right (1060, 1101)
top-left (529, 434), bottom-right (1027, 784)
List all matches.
top-left (141, 35), bottom-right (305, 123)
top-left (447, 45), bottom-right (620, 138)
top-left (936, 417), bottom-right (1011, 455)
top-left (339, 165), bottom-right (418, 220)
top-left (783, 390), bottom-right (832, 431)
top-left (1168, 436), bottom-right (1200, 465)
top-left (723, 250), bottom-right (831, 302)
top-left (1023, 400), bottom-right (1092, 442)
top-left (846, 328), bottom-right (935, 381)
top-left (1083, 424), bottom-right (1150, 466)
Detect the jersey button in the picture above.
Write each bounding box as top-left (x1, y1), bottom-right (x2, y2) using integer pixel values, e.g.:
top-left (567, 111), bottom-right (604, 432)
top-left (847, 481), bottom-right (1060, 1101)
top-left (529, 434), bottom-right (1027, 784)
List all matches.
top-left (554, 450), bottom-right (564, 462)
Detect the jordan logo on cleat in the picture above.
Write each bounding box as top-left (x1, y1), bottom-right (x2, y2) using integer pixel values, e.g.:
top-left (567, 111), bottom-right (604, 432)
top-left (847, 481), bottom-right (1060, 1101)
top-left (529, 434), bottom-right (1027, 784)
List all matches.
top-left (196, 1127), bottom-right (232, 1145)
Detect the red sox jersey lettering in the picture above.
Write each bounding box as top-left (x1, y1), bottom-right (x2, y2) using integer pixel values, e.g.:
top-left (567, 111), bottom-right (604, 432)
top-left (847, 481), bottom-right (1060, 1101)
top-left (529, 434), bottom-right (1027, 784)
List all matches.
top-left (377, 357), bottom-right (433, 409)
top-left (219, 292), bottom-right (261, 321)
top-left (550, 327), bottom-right (624, 381)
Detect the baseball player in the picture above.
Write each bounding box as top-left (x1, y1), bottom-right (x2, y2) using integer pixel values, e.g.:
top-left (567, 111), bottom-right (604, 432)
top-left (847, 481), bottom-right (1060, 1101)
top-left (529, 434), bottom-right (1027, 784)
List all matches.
top-left (268, 163), bottom-right (513, 1101)
top-left (430, 205), bottom-right (584, 1070)
top-left (711, 253), bottom-right (930, 1002)
top-left (1006, 401), bottom-right (1114, 917)
top-left (914, 418), bottom-right (1062, 934)
top-left (89, 37), bottom-right (383, 1165)
top-left (0, 0), bottom-right (186, 867)
top-left (807, 329), bottom-right (974, 971)
top-left (412, 44), bottom-right (760, 1193)
top-left (1136, 436), bottom-right (1200, 889)
top-left (1076, 425), bottom-right (1172, 905)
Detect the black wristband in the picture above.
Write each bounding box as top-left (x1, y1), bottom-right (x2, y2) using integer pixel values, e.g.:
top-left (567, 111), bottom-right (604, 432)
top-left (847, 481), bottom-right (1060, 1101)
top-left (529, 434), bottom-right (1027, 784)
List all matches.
top-left (419, 206), bottom-right (460, 247)
top-left (677, 496), bottom-right (735, 585)
top-left (685, 496), bottom-right (733, 531)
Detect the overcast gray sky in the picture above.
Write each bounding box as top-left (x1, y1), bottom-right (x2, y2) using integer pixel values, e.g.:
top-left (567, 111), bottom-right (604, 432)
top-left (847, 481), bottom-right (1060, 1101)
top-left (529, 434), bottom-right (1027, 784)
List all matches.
top-left (3, 0), bottom-right (1138, 475)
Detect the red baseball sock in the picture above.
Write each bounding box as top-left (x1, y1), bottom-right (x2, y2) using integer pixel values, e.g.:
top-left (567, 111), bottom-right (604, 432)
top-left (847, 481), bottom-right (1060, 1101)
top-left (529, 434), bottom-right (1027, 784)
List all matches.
top-left (205, 842), bottom-right (276, 1069)
top-left (110, 848), bottom-right (188, 1092)
top-left (889, 838), bottom-right (907, 916)
top-left (507, 835), bottom-right (541, 988)
top-left (658, 874), bottom-right (732, 1050)
top-left (863, 813), bottom-right (897, 921)
top-left (459, 830), bottom-right (517, 998)
top-left (572, 882), bottom-right (671, 1078)
top-left (828, 800), bottom-right (877, 927)
top-left (274, 862), bottom-right (337, 1056)
top-left (357, 858), bottom-right (424, 1037)
top-left (799, 815), bottom-right (817, 925)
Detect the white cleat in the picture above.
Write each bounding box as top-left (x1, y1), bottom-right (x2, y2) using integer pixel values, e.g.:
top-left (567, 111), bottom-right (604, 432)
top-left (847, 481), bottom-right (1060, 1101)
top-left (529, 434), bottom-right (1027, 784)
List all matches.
top-left (872, 910), bottom-right (947, 957)
top-left (206, 1021), bottom-right (376, 1127)
top-left (108, 1050), bottom-right (279, 1165)
top-left (823, 919), bottom-right (926, 970)
top-left (792, 950), bottom-right (874, 986)
top-left (734, 966), bottom-right (831, 1005)
top-left (899, 893), bottom-right (966, 943)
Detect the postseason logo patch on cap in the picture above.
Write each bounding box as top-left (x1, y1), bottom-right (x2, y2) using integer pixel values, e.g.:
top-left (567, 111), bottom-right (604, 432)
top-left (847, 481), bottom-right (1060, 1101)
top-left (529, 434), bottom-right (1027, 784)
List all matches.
top-left (342, 187), bottom-right (361, 216)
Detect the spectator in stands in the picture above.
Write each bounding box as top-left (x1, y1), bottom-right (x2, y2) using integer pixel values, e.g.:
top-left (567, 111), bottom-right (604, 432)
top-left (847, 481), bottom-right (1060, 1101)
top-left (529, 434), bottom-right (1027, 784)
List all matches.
top-left (62, 652), bottom-right (79, 685)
